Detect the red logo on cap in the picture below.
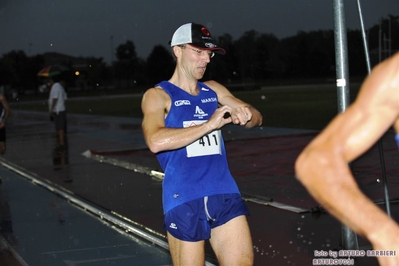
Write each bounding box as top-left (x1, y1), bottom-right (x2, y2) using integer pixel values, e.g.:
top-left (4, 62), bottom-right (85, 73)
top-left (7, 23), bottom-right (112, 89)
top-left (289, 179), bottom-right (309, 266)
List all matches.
top-left (201, 27), bottom-right (211, 36)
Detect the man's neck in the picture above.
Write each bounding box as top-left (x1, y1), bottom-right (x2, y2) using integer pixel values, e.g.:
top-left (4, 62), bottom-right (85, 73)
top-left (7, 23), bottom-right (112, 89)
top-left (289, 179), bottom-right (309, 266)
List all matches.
top-left (169, 72), bottom-right (199, 95)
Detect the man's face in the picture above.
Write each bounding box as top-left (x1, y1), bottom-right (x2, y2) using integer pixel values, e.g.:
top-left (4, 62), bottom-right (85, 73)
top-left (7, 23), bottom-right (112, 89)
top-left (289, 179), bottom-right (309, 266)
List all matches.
top-left (178, 44), bottom-right (213, 80)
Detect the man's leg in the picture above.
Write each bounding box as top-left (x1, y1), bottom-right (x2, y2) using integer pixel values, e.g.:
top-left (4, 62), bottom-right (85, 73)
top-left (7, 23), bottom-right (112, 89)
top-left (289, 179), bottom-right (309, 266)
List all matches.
top-left (58, 128), bottom-right (65, 146)
top-left (54, 112), bottom-right (66, 147)
top-left (167, 231), bottom-right (205, 266)
top-left (209, 215), bottom-right (253, 266)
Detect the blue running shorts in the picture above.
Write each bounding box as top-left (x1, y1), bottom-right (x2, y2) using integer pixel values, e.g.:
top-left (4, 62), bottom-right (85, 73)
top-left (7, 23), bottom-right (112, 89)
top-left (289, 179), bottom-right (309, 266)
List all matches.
top-left (164, 193), bottom-right (249, 242)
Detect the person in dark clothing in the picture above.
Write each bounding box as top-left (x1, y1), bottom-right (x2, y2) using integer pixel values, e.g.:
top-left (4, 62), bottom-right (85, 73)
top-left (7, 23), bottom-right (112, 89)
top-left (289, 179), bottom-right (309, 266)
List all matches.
top-left (0, 93), bottom-right (10, 155)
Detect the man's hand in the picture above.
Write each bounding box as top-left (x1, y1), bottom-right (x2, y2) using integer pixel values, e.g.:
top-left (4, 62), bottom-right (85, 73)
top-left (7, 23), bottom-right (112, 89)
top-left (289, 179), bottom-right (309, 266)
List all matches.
top-left (230, 106), bottom-right (252, 126)
top-left (204, 105), bottom-right (233, 132)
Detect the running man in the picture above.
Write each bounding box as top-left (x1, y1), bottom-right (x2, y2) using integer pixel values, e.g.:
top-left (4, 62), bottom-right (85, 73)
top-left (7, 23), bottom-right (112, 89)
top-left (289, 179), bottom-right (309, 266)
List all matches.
top-left (141, 22), bottom-right (262, 265)
top-left (295, 52), bottom-right (399, 266)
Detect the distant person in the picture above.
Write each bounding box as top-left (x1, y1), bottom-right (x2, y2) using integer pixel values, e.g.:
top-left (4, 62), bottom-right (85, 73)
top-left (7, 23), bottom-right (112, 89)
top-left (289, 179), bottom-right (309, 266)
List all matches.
top-left (295, 52), bottom-right (399, 266)
top-left (141, 22), bottom-right (262, 265)
top-left (0, 93), bottom-right (10, 154)
top-left (48, 75), bottom-right (67, 149)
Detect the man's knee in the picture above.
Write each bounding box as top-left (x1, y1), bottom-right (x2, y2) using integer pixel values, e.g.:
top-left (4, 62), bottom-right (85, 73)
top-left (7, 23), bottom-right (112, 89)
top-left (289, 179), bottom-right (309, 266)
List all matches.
top-left (167, 232), bottom-right (205, 266)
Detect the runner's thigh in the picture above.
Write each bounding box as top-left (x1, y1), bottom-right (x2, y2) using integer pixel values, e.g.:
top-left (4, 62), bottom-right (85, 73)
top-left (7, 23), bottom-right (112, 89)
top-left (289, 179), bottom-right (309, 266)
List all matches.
top-left (167, 231), bottom-right (205, 266)
top-left (209, 215), bottom-right (253, 266)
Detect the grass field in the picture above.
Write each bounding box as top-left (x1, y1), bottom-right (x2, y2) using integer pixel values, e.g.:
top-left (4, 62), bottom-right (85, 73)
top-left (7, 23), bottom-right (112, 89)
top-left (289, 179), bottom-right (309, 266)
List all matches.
top-left (11, 83), bottom-right (361, 130)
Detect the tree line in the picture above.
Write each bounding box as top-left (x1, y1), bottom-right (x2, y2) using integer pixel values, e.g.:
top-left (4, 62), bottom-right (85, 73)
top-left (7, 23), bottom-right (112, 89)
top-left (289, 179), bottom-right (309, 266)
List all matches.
top-left (0, 15), bottom-right (397, 97)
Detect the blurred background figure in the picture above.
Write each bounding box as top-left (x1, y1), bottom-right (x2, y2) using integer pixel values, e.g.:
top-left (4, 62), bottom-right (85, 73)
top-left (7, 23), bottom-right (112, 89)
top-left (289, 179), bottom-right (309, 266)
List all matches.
top-left (0, 93), bottom-right (10, 155)
top-left (48, 74), bottom-right (67, 150)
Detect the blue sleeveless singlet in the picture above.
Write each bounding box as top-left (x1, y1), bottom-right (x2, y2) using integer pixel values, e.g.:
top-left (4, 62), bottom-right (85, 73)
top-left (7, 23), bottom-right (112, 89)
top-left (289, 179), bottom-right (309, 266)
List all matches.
top-left (155, 81), bottom-right (240, 214)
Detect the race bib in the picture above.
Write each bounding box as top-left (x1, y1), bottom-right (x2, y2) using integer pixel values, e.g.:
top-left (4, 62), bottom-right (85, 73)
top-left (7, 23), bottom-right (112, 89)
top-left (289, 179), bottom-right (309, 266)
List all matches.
top-left (183, 120), bottom-right (222, 157)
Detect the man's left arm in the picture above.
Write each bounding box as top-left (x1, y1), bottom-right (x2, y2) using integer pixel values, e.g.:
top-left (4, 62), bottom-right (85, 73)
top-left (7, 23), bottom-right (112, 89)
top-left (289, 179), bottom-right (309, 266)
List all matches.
top-left (50, 98), bottom-right (58, 113)
top-left (49, 86), bottom-right (60, 114)
top-left (204, 80), bottom-right (262, 128)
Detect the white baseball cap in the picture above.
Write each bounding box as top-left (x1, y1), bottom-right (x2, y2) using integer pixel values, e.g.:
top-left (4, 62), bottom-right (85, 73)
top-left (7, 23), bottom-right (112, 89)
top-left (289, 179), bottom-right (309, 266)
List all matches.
top-left (170, 22), bottom-right (226, 55)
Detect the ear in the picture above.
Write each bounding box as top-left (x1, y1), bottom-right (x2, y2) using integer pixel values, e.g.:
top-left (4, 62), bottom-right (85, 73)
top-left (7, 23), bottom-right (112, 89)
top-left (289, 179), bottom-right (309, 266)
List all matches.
top-left (172, 46), bottom-right (182, 59)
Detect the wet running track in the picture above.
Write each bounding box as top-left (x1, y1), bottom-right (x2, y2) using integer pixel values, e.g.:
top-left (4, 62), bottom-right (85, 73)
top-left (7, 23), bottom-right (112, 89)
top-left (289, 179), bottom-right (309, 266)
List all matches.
top-left (1, 109), bottom-right (398, 265)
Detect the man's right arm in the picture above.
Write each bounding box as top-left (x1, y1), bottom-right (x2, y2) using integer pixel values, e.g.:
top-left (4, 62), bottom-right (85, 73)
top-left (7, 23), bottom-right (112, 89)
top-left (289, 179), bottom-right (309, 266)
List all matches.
top-left (141, 87), bottom-right (232, 153)
top-left (295, 52), bottom-right (399, 265)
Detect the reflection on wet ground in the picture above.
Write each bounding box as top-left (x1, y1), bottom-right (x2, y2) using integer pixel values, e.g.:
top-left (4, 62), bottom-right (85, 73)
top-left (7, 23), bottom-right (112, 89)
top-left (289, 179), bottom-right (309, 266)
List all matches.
top-left (0, 165), bottom-right (173, 265)
top-left (0, 110), bottom-right (398, 265)
top-left (52, 140), bottom-right (69, 169)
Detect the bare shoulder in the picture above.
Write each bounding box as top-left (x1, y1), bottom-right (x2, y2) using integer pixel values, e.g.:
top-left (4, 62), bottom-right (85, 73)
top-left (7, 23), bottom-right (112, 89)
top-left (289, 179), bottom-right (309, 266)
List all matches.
top-left (203, 80), bottom-right (232, 98)
top-left (142, 86), bottom-right (169, 101)
top-left (141, 86), bottom-right (170, 112)
top-left (356, 52), bottom-right (399, 111)
top-left (203, 80), bottom-right (227, 91)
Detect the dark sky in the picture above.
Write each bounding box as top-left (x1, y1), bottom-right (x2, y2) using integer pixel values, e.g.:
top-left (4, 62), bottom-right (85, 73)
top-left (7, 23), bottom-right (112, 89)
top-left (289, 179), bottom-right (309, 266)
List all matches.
top-left (1, 0), bottom-right (398, 63)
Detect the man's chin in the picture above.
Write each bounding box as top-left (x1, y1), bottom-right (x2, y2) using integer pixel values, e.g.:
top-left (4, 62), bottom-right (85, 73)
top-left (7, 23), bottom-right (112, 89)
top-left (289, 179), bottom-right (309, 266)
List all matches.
top-left (196, 70), bottom-right (206, 79)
